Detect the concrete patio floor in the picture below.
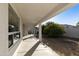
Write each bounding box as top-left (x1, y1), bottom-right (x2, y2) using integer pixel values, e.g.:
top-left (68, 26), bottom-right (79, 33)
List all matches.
top-left (13, 36), bottom-right (59, 56)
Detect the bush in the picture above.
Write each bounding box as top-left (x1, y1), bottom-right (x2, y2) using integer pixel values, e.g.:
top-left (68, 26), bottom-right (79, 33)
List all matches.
top-left (42, 22), bottom-right (65, 38)
top-left (42, 25), bottom-right (46, 34)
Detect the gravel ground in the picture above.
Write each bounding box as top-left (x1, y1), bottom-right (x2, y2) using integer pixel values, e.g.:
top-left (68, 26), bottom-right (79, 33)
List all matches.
top-left (42, 37), bottom-right (79, 56)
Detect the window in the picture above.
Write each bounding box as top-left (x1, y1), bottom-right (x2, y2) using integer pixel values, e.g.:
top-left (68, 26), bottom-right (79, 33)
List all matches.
top-left (8, 4), bottom-right (20, 48)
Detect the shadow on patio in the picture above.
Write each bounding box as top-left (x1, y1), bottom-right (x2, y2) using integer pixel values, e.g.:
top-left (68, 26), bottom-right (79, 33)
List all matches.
top-left (24, 41), bottom-right (40, 56)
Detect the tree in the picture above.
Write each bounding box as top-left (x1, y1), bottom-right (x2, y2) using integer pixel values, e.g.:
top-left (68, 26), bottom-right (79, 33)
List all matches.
top-left (42, 22), bottom-right (65, 38)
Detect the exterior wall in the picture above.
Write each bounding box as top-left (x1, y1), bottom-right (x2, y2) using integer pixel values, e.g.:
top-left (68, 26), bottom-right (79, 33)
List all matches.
top-left (0, 3), bottom-right (8, 56)
top-left (63, 25), bottom-right (79, 39)
top-left (0, 3), bottom-right (23, 56)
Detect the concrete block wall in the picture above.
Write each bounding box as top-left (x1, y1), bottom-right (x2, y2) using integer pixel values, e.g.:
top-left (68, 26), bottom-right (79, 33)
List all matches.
top-left (63, 25), bottom-right (79, 39)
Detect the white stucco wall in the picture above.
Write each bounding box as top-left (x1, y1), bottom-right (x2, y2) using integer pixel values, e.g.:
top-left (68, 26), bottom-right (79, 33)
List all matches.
top-left (63, 25), bottom-right (79, 39)
top-left (0, 3), bottom-right (8, 56)
top-left (0, 3), bottom-right (23, 56)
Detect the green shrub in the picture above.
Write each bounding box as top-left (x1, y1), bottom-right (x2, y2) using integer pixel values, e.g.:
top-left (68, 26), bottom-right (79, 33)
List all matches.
top-left (42, 22), bottom-right (65, 38)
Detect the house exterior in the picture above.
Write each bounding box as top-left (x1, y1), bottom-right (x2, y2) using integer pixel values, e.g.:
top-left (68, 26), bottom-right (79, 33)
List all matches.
top-left (0, 3), bottom-right (74, 56)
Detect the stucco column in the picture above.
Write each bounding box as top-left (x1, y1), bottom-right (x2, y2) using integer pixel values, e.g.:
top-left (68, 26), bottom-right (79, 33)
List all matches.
top-left (39, 23), bottom-right (42, 42)
top-left (33, 27), bottom-right (35, 36)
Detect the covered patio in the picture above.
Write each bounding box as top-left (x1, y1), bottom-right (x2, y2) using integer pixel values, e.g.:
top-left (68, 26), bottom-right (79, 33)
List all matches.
top-left (0, 3), bottom-right (76, 56)
top-left (11, 3), bottom-right (75, 42)
top-left (11, 3), bottom-right (75, 56)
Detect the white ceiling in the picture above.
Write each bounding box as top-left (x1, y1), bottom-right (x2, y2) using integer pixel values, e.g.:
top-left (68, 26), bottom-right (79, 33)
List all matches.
top-left (11, 3), bottom-right (75, 30)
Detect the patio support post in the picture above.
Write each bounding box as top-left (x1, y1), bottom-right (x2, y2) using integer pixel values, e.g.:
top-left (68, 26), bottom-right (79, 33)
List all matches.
top-left (34, 27), bottom-right (35, 36)
top-left (39, 23), bottom-right (42, 42)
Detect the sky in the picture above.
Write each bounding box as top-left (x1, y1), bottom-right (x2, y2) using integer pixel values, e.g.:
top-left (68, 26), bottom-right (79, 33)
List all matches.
top-left (42, 4), bottom-right (79, 26)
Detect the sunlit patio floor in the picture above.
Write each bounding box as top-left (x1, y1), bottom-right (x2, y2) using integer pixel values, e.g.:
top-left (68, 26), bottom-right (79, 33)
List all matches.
top-left (13, 36), bottom-right (59, 56)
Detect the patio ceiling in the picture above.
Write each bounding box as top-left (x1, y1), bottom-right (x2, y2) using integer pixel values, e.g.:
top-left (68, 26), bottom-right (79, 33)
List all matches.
top-left (11, 3), bottom-right (75, 30)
